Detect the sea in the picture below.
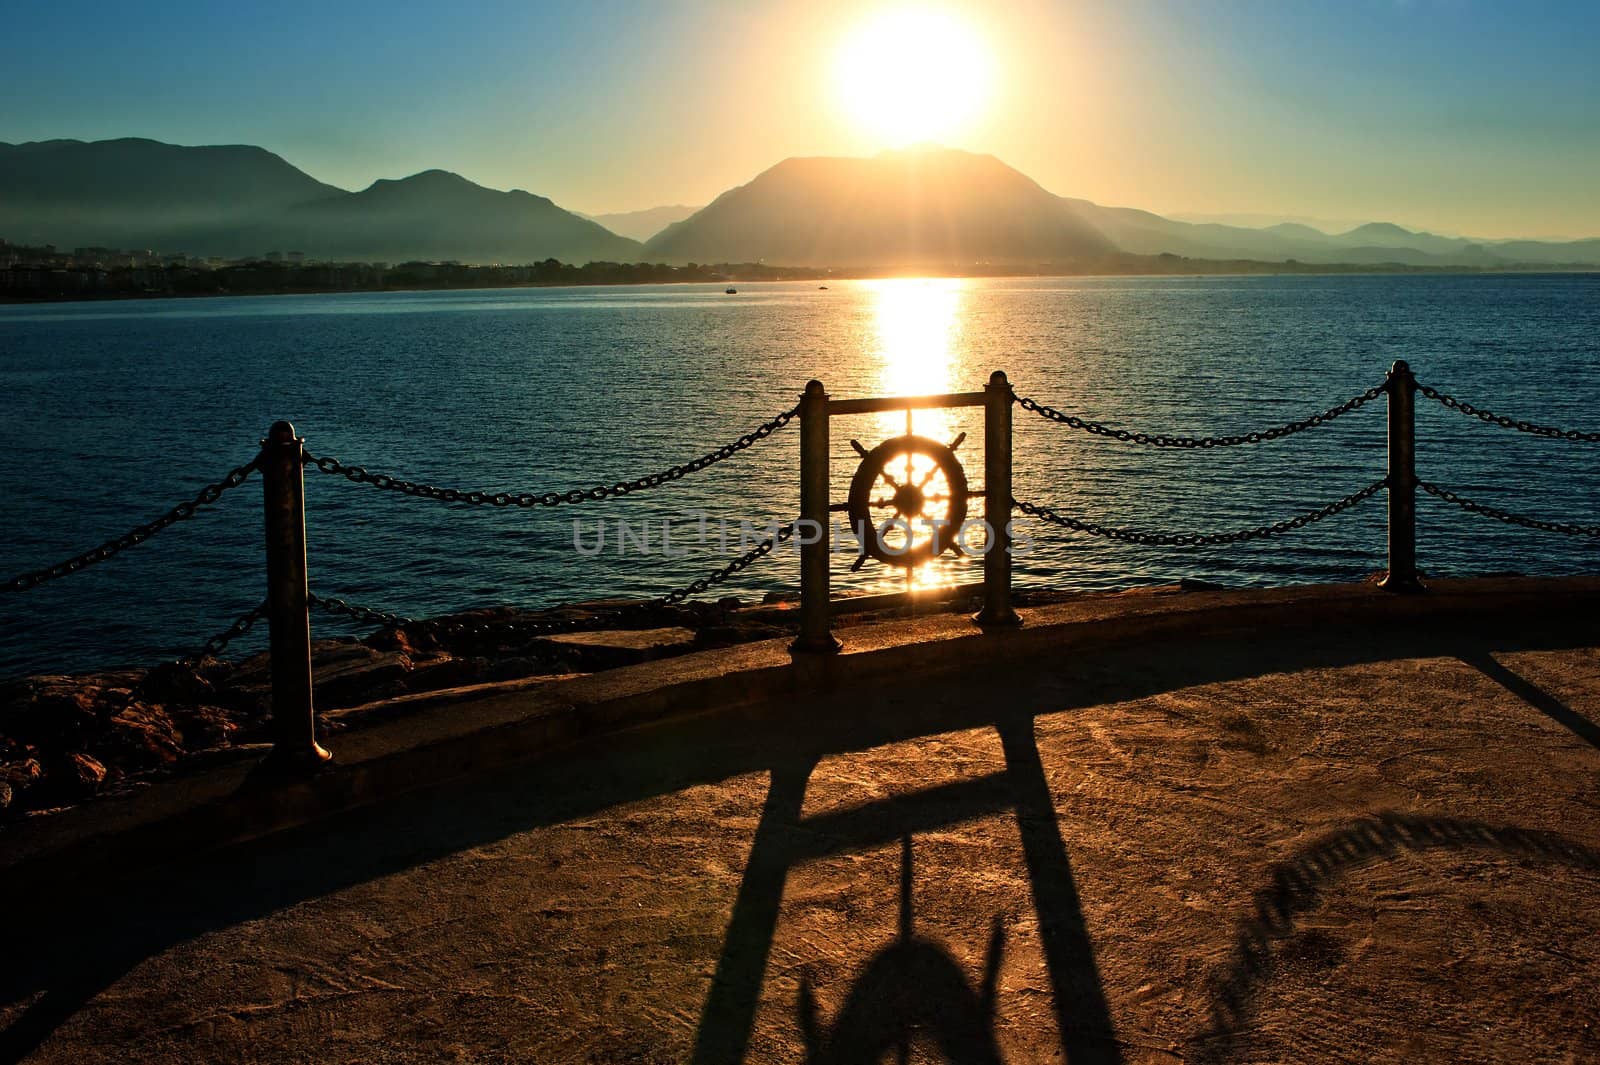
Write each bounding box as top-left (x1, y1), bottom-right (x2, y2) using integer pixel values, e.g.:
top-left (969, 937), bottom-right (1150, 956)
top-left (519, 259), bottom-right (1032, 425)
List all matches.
top-left (2, 273), bottom-right (1597, 677)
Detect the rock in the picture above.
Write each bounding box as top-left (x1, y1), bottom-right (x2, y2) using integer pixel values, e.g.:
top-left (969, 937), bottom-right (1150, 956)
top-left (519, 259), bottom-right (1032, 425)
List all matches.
top-left (92, 702), bottom-right (185, 770)
top-left (0, 677), bottom-right (104, 748)
top-left (310, 641), bottom-right (417, 707)
top-left (694, 623), bottom-right (790, 649)
top-left (219, 640), bottom-right (425, 710)
top-left (535, 627), bottom-right (698, 670)
top-left (0, 757), bottom-right (43, 810)
top-left (1, 757), bottom-right (44, 788)
top-left (137, 660), bottom-right (216, 705)
top-left (482, 656), bottom-right (567, 683)
top-left (46, 751), bottom-right (108, 801)
top-left (394, 656), bottom-right (489, 694)
top-left (0, 779), bottom-right (10, 811)
top-left (167, 703), bottom-right (239, 749)
top-left (364, 626), bottom-right (418, 655)
top-left (762, 590), bottom-right (800, 605)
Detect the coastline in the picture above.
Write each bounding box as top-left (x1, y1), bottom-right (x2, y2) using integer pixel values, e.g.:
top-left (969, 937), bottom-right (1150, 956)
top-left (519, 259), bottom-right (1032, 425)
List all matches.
top-left (3, 261), bottom-right (1596, 306)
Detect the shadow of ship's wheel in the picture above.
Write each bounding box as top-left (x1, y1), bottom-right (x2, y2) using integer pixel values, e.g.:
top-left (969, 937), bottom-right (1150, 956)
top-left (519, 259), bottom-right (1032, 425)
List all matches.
top-left (846, 433), bottom-right (970, 568)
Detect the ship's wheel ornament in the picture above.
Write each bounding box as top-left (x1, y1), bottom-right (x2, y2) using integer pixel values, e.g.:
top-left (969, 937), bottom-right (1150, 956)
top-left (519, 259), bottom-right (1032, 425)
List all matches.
top-left (846, 432), bottom-right (970, 568)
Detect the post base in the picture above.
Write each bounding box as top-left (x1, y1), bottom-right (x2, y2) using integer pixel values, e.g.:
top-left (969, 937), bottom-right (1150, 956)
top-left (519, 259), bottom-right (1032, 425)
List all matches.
top-left (789, 633), bottom-right (843, 655)
top-left (261, 742), bottom-right (334, 774)
top-left (1377, 571), bottom-right (1426, 594)
top-left (974, 607), bottom-right (1023, 628)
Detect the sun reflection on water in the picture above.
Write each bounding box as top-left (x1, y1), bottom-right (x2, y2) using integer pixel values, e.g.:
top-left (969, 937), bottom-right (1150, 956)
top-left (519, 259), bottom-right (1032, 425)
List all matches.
top-left (866, 276), bottom-right (967, 400)
top-left (853, 277), bottom-right (976, 591)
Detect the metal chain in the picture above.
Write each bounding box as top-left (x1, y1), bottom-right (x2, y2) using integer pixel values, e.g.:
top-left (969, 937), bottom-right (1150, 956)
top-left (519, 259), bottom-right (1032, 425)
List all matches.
top-left (308, 593), bottom-right (416, 631)
top-left (3, 459), bottom-right (259, 593)
top-left (308, 522), bottom-right (796, 628)
top-left (657, 522), bottom-right (795, 604)
top-left (304, 403), bottom-right (801, 507)
top-left (1013, 480), bottom-right (1387, 546)
top-left (309, 591), bottom-right (650, 638)
top-left (177, 601), bottom-right (268, 665)
top-left (1012, 384), bottom-right (1385, 448)
top-left (1415, 383), bottom-right (1600, 442)
top-left (1418, 481), bottom-right (1600, 538)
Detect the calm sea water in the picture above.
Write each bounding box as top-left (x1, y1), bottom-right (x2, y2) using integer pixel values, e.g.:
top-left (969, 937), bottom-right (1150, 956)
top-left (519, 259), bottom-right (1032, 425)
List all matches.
top-left (2, 274), bottom-right (1597, 676)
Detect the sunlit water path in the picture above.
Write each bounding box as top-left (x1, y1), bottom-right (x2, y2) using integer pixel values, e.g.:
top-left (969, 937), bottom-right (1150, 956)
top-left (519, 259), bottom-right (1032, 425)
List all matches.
top-left (2, 274), bottom-right (1597, 674)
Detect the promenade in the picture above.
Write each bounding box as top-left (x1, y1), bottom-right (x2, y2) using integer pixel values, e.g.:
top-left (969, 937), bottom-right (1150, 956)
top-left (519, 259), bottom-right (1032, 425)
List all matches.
top-left (2, 582), bottom-right (1597, 1064)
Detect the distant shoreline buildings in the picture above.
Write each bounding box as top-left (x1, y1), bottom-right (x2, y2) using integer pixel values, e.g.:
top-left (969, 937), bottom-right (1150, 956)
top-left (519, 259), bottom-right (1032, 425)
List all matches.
top-left (3, 236), bottom-right (1593, 303)
top-left (0, 239), bottom-right (810, 300)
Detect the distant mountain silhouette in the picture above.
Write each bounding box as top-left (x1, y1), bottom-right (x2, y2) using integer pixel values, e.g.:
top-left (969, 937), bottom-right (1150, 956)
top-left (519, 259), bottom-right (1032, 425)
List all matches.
top-left (0, 138), bottom-right (640, 263)
top-left (225, 169), bottom-right (642, 263)
top-left (1055, 198), bottom-right (1598, 266)
top-left (1262, 222), bottom-right (1330, 240)
top-left (0, 137), bottom-right (342, 250)
top-left (579, 204), bottom-right (700, 242)
top-left (646, 147), bottom-right (1596, 268)
top-left (643, 147), bottom-right (1115, 267)
top-left (4, 137), bottom-right (1595, 268)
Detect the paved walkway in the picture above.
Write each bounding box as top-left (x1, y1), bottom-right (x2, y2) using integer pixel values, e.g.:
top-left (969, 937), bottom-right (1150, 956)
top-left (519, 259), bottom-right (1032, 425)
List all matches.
top-left (3, 622), bottom-right (1599, 1063)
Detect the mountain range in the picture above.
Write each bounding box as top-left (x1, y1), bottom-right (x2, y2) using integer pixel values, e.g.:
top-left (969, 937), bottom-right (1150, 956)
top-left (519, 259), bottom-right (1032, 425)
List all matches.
top-left (0, 138), bottom-right (640, 264)
top-left (3, 137), bottom-right (1597, 269)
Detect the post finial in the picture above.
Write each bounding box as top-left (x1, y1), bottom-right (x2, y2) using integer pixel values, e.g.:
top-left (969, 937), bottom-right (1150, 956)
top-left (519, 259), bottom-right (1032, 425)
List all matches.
top-left (989, 370), bottom-right (1009, 386)
top-left (804, 379), bottom-right (826, 396)
top-left (268, 420), bottom-right (298, 442)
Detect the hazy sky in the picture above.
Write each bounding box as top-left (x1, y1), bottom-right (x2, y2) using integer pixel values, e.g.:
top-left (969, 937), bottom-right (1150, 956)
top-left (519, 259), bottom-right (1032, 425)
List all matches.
top-left (5, 0), bottom-right (1597, 238)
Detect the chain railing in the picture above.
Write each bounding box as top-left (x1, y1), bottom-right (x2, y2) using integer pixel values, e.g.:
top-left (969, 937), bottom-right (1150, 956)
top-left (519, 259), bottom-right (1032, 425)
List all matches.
top-left (2, 459), bottom-right (258, 593)
top-left (8, 362), bottom-right (1600, 770)
top-left (307, 592), bottom-right (647, 638)
top-left (303, 403), bottom-right (799, 507)
top-left (180, 601), bottom-right (270, 664)
top-left (659, 522), bottom-right (796, 605)
top-left (1013, 480), bottom-right (1387, 547)
top-left (1012, 384), bottom-right (1385, 448)
top-left (1419, 482), bottom-right (1600, 539)
top-left (1417, 383), bottom-right (1600, 442)
top-left (309, 519), bottom-right (797, 633)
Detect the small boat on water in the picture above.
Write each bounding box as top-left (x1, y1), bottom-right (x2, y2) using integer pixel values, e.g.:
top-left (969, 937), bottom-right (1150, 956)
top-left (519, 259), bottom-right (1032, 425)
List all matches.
top-left (725, 287), bottom-right (738, 294)
top-left (818, 285), bottom-right (829, 290)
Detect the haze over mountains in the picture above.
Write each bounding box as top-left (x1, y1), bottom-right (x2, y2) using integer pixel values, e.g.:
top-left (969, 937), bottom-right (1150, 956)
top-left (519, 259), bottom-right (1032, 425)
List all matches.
top-left (578, 205), bottom-right (700, 243)
top-left (0, 138), bottom-right (640, 264)
top-left (3, 138), bottom-right (1597, 269)
top-left (644, 148), bottom-right (1116, 265)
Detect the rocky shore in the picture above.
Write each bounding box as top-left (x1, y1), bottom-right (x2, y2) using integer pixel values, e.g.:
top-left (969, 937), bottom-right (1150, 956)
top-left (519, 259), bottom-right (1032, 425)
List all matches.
top-left (1, 586), bottom-right (1098, 819)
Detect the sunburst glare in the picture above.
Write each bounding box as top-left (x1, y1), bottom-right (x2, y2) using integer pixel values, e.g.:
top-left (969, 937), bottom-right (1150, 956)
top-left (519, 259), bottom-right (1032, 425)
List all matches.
top-left (833, 7), bottom-right (993, 147)
top-left (858, 276), bottom-right (974, 590)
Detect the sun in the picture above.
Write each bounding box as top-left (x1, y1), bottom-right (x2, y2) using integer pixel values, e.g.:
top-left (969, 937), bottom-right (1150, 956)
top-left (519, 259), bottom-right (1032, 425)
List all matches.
top-left (834, 7), bottom-right (993, 147)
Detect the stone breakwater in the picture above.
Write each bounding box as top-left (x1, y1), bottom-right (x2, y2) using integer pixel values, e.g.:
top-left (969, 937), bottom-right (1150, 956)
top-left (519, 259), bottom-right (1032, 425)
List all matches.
top-left (4, 585), bottom-right (1095, 819)
top-left (0, 597), bottom-right (771, 818)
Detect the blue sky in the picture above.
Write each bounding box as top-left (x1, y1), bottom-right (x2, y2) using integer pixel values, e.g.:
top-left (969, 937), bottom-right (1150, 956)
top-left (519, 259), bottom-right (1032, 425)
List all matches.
top-left (3, 0), bottom-right (1596, 237)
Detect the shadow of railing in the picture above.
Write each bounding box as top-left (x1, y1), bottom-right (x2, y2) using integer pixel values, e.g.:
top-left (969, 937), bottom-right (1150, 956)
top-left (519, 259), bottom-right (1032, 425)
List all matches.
top-left (796, 837), bottom-right (1008, 1065)
top-left (1, 614), bottom-right (1597, 1063)
top-left (691, 721), bottom-right (1121, 1065)
top-left (1460, 651), bottom-right (1600, 750)
top-left (1191, 812), bottom-right (1600, 1064)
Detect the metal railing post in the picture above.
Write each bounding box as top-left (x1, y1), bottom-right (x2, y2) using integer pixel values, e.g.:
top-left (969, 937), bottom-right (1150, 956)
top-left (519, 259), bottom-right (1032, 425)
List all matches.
top-left (1379, 360), bottom-right (1423, 593)
top-left (976, 370), bottom-right (1021, 626)
top-left (792, 380), bottom-right (840, 653)
top-left (261, 420), bottom-right (331, 767)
